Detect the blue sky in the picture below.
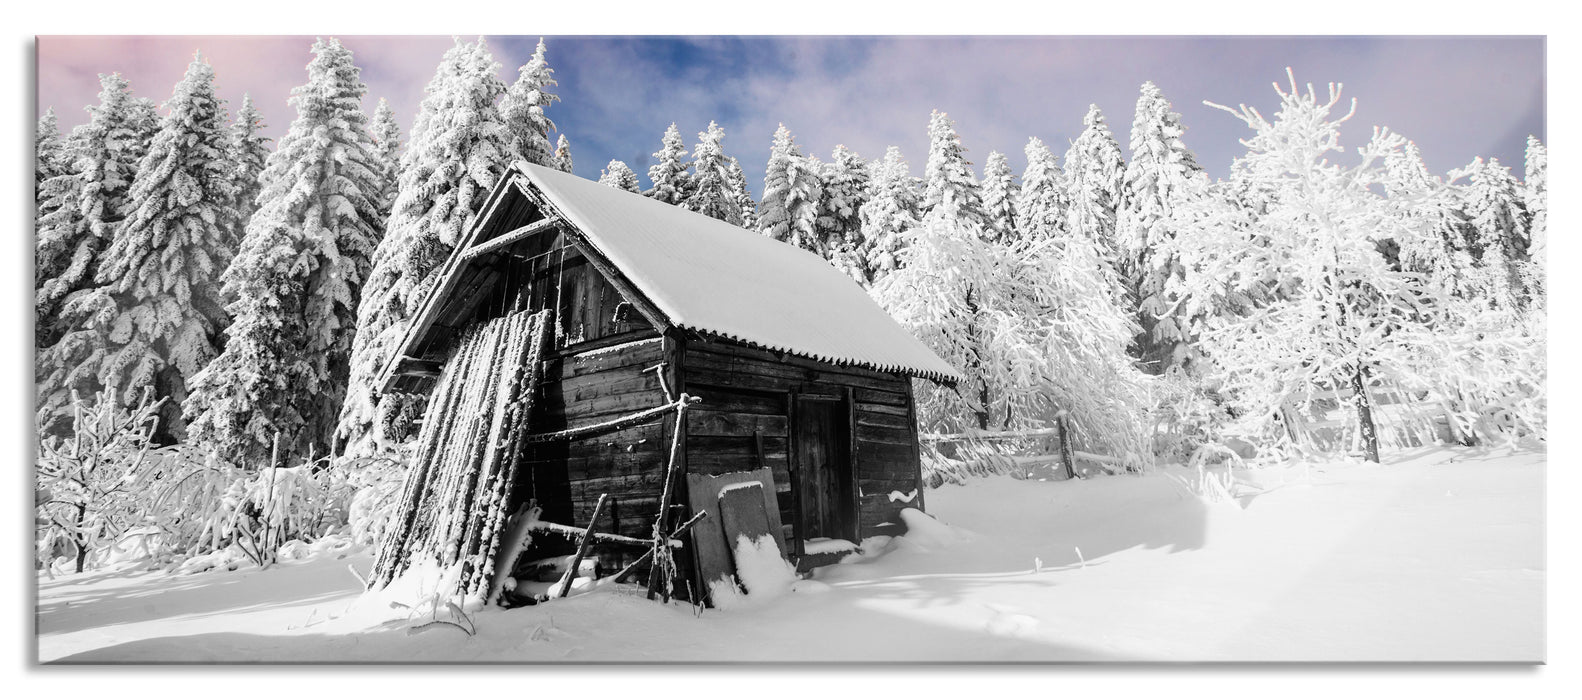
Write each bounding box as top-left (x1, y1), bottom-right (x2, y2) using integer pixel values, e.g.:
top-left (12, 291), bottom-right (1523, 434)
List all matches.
top-left (38, 36), bottom-right (1546, 200)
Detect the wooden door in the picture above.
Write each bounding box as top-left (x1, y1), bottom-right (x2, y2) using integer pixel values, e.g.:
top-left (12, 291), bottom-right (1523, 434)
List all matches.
top-left (792, 396), bottom-right (854, 543)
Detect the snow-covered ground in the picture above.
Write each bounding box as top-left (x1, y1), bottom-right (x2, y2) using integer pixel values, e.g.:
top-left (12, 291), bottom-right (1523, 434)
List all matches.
top-left (36, 445), bottom-right (1543, 664)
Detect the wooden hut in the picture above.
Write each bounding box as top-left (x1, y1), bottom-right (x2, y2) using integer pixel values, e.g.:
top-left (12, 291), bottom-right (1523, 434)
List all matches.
top-left (369, 162), bottom-right (960, 606)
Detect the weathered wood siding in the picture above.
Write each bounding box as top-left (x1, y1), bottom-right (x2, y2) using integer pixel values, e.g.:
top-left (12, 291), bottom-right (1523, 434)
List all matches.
top-left (516, 335), bottom-right (672, 572)
top-left (678, 340), bottom-right (923, 541)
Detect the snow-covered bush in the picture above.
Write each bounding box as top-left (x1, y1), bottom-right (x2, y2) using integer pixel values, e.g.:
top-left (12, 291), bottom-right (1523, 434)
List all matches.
top-left (1147, 368), bottom-right (1233, 463)
top-left (341, 454), bottom-right (408, 548)
top-left (35, 389), bottom-right (164, 573)
top-left (37, 387), bottom-right (373, 575)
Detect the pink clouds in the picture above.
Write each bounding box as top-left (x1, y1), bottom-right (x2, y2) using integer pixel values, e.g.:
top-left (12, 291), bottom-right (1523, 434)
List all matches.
top-left (36, 35), bottom-right (458, 146)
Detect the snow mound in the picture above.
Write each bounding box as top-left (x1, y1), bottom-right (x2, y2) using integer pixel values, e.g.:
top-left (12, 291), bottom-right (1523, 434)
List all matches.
top-left (896, 508), bottom-right (972, 550)
top-left (710, 533), bottom-right (799, 610)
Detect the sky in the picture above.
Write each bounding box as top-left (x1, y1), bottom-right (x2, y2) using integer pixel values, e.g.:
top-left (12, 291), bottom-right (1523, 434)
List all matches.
top-left (35, 35), bottom-right (1546, 200)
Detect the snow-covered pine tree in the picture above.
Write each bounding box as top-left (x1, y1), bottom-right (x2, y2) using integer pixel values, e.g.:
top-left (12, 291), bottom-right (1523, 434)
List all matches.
top-left (1118, 81), bottom-right (1205, 374)
top-left (1063, 104), bottom-right (1127, 273)
top-left (758, 124), bottom-right (823, 253)
top-left (726, 156), bottom-right (757, 229)
top-left (1178, 70), bottom-right (1432, 462)
top-left (552, 133), bottom-right (573, 173)
top-left (1522, 135), bottom-right (1546, 303)
top-left (228, 94), bottom-right (271, 247)
top-left (43, 54), bottom-right (239, 441)
top-left (817, 144), bottom-right (872, 284)
top-left (1015, 137), bottom-right (1065, 244)
top-left (681, 121), bottom-right (741, 224)
top-left (34, 107), bottom-right (72, 332)
top-left (340, 37), bottom-right (514, 456)
top-left (369, 97), bottom-right (403, 223)
top-left (35, 74), bottom-right (153, 350)
top-left (647, 123), bottom-right (691, 206)
top-left (921, 110), bottom-right (988, 232)
top-left (978, 150), bottom-right (1017, 244)
top-left (36, 108), bottom-right (66, 199)
top-left (499, 37), bottom-right (559, 168)
top-left (185, 37), bottom-right (387, 467)
top-left (1458, 156), bottom-right (1530, 310)
top-left (860, 146), bottom-right (921, 282)
top-left (1380, 139), bottom-right (1476, 299)
top-left (598, 159), bottom-right (642, 193)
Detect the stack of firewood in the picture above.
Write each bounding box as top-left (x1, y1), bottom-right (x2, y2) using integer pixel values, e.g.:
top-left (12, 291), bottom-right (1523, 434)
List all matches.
top-left (369, 308), bottom-right (551, 599)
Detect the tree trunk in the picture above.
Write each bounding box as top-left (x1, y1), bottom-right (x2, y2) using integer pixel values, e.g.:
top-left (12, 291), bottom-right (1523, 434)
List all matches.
top-left (1350, 365), bottom-right (1380, 463)
top-left (1056, 411), bottom-right (1077, 480)
top-left (72, 503), bottom-right (88, 573)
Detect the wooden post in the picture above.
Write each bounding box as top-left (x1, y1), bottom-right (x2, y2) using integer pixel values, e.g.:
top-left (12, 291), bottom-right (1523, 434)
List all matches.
top-left (559, 493), bottom-right (609, 598)
top-left (1351, 365), bottom-right (1380, 463)
top-left (647, 394), bottom-right (691, 601)
top-left (1056, 410), bottom-right (1077, 481)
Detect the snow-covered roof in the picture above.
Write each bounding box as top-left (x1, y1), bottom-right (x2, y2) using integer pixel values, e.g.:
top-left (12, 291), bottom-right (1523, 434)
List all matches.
top-left (517, 162), bottom-right (961, 384)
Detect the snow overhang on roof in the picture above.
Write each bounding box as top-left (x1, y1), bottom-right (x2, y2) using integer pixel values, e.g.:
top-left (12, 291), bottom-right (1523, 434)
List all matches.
top-left (515, 162), bottom-right (962, 385)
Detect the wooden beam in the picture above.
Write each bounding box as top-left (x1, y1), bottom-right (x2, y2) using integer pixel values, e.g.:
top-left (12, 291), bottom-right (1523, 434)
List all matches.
top-left (388, 356), bottom-right (443, 378)
top-left (461, 216), bottom-right (562, 261)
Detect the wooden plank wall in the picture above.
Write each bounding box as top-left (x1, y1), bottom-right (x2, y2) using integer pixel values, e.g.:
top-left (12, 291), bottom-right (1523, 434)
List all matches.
top-left (516, 335), bottom-right (671, 572)
top-left (679, 340), bottom-right (923, 542)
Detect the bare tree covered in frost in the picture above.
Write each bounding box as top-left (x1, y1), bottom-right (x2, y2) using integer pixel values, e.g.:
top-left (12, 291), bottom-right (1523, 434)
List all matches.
top-left (1175, 71), bottom-right (1438, 461)
top-left (872, 110), bottom-right (1148, 443)
top-left (647, 123), bottom-right (691, 205)
top-left (1457, 157), bottom-right (1531, 311)
top-left (682, 121), bottom-right (743, 225)
top-left (44, 55), bottom-right (238, 442)
top-left (818, 144), bottom-right (872, 285)
top-left (1120, 81), bottom-right (1205, 374)
top-left (340, 38), bottom-right (513, 456)
top-left (1018, 192), bottom-right (1151, 464)
top-left (978, 150), bottom-right (1018, 244)
top-left (1062, 105), bottom-right (1127, 288)
top-left (228, 94), bottom-right (272, 243)
top-left (499, 37), bottom-right (559, 168)
top-left (35, 75), bottom-right (156, 353)
top-left (921, 110), bottom-right (988, 232)
top-left (599, 159), bottom-right (641, 192)
top-left (874, 192), bottom-right (1148, 461)
top-left (860, 146), bottom-right (921, 282)
top-left (726, 156), bottom-right (757, 229)
top-left (186, 38), bottom-right (386, 467)
top-left (758, 124), bottom-right (823, 253)
top-left (369, 97), bottom-right (403, 223)
top-left (552, 133), bottom-right (573, 173)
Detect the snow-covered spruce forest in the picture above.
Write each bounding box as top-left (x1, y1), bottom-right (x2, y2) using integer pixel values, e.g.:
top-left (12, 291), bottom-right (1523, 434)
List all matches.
top-left (35, 36), bottom-right (1545, 584)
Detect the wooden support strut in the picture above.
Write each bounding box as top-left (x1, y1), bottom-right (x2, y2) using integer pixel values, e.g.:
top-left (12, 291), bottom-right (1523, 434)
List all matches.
top-left (522, 395), bottom-right (700, 444)
top-left (558, 493), bottom-right (609, 598)
top-left (529, 520), bottom-right (654, 548)
top-left (460, 216), bottom-right (563, 261)
top-left (647, 392), bottom-right (694, 601)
